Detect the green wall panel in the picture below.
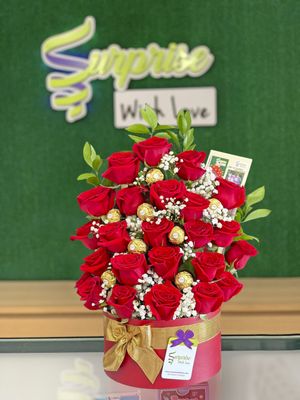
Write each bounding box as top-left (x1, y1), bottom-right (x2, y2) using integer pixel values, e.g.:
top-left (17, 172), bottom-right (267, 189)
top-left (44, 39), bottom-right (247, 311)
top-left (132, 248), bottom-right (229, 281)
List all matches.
top-left (0, 0), bottom-right (299, 279)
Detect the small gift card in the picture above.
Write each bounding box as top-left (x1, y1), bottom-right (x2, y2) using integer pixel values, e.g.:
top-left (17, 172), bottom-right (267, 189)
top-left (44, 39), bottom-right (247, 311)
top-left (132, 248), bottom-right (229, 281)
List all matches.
top-left (161, 329), bottom-right (198, 380)
top-left (159, 383), bottom-right (208, 399)
top-left (95, 393), bottom-right (141, 400)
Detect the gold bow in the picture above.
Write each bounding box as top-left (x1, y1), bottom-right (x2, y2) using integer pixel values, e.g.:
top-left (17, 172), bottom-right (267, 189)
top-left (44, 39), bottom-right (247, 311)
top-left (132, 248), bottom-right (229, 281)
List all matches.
top-left (103, 318), bottom-right (164, 384)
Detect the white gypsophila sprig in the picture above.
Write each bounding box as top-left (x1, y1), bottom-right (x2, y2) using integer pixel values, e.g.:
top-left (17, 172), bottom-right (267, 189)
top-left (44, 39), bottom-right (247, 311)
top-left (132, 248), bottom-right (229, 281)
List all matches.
top-left (90, 221), bottom-right (102, 238)
top-left (182, 240), bottom-right (196, 261)
top-left (158, 151), bottom-right (179, 174)
top-left (173, 287), bottom-right (197, 319)
top-left (202, 203), bottom-right (232, 228)
top-left (126, 215), bottom-right (142, 239)
top-left (133, 168), bottom-right (147, 186)
top-left (154, 196), bottom-right (188, 222)
top-left (132, 269), bottom-right (164, 319)
top-left (188, 166), bottom-right (219, 199)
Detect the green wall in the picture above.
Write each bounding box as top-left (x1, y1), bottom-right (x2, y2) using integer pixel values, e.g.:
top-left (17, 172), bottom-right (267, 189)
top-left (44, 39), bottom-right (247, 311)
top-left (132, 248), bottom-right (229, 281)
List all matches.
top-left (0, 0), bottom-right (299, 279)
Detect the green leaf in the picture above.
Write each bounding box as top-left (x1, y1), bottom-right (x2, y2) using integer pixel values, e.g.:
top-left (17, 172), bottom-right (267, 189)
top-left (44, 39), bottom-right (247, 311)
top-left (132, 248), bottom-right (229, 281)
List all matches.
top-left (140, 104), bottom-right (158, 130)
top-left (87, 176), bottom-right (100, 186)
top-left (83, 142), bottom-right (93, 167)
top-left (101, 178), bottom-right (115, 187)
top-left (128, 134), bottom-right (146, 143)
top-left (184, 110), bottom-right (191, 130)
top-left (92, 155), bottom-right (102, 172)
top-left (178, 259), bottom-right (196, 278)
top-left (89, 144), bottom-right (97, 162)
top-left (125, 124), bottom-right (150, 134)
top-left (177, 110), bottom-right (188, 133)
top-left (234, 233), bottom-right (260, 242)
top-left (154, 124), bottom-right (176, 131)
top-left (166, 130), bottom-right (181, 151)
top-left (246, 186), bottom-right (265, 207)
top-left (183, 128), bottom-right (194, 150)
top-left (77, 173), bottom-right (97, 181)
top-left (155, 132), bottom-right (171, 139)
top-left (243, 208), bottom-right (272, 223)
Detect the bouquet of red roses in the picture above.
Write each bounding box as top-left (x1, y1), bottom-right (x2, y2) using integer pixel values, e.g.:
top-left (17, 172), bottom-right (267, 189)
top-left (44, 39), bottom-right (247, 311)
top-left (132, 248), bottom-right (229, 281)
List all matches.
top-left (71, 105), bottom-right (270, 388)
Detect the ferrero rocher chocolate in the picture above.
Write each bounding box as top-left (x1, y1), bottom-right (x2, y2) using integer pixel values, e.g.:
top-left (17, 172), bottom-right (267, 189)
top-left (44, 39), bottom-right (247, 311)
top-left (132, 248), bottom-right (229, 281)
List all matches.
top-left (137, 203), bottom-right (155, 221)
top-left (168, 226), bottom-right (185, 244)
top-left (175, 271), bottom-right (194, 290)
top-left (209, 198), bottom-right (222, 210)
top-left (146, 168), bottom-right (164, 184)
top-left (128, 239), bottom-right (147, 253)
top-left (106, 208), bottom-right (121, 223)
top-left (101, 270), bottom-right (116, 288)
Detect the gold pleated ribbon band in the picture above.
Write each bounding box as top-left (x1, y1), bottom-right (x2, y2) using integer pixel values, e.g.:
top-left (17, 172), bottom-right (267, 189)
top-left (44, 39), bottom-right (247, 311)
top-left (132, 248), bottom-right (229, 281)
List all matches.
top-left (103, 313), bottom-right (221, 384)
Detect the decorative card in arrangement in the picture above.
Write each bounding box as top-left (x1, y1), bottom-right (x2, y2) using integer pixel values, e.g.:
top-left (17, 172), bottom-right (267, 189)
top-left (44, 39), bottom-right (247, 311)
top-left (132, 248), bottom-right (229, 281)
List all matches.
top-left (206, 150), bottom-right (252, 186)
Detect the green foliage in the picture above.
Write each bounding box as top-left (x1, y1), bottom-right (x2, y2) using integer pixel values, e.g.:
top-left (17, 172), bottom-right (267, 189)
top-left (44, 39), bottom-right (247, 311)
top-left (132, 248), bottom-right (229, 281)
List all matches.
top-left (246, 186), bottom-right (265, 206)
top-left (243, 208), bottom-right (271, 223)
top-left (77, 173), bottom-right (97, 181)
top-left (125, 124), bottom-right (150, 134)
top-left (78, 142), bottom-right (103, 186)
top-left (178, 259), bottom-right (196, 278)
top-left (128, 134), bottom-right (146, 143)
top-left (140, 104), bottom-right (158, 130)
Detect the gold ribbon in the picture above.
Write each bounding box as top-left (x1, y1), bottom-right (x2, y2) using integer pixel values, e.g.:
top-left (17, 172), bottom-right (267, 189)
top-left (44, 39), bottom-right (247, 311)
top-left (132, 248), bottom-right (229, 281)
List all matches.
top-left (103, 313), bottom-right (220, 384)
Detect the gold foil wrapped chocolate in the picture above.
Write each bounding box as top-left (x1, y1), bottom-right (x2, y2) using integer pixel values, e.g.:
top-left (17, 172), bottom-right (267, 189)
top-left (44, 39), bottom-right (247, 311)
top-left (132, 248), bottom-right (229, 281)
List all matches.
top-left (106, 209), bottom-right (121, 223)
top-left (168, 226), bottom-right (185, 244)
top-left (145, 168), bottom-right (164, 184)
top-left (101, 270), bottom-right (116, 288)
top-left (209, 198), bottom-right (222, 210)
top-left (175, 271), bottom-right (194, 289)
top-left (128, 239), bottom-right (147, 254)
top-left (137, 203), bottom-right (155, 221)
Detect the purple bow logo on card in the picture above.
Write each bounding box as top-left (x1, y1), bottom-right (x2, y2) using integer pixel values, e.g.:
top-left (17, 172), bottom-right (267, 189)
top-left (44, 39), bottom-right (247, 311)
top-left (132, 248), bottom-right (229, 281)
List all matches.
top-left (171, 329), bottom-right (194, 349)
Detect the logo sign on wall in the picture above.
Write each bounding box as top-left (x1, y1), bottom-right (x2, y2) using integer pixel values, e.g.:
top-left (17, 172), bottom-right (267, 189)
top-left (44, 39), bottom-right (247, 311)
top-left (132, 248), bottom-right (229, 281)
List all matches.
top-left (41, 17), bottom-right (217, 126)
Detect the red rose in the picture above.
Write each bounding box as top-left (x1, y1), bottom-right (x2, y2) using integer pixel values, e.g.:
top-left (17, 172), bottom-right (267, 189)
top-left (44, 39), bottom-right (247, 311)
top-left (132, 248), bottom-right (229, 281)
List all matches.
top-left (176, 150), bottom-right (206, 181)
top-left (144, 282), bottom-right (182, 320)
top-left (133, 136), bottom-right (172, 166)
top-left (181, 191), bottom-right (210, 221)
top-left (97, 221), bottom-right (130, 253)
top-left (102, 151), bottom-right (140, 184)
top-left (150, 179), bottom-right (187, 209)
top-left (77, 186), bottom-right (115, 217)
top-left (184, 220), bottom-right (214, 248)
top-left (116, 186), bottom-right (145, 216)
top-left (107, 284), bottom-right (136, 319)
top-left (148, 246), bottom-right (183, 279)
top-left (80, 248), bottom-right (110, 275)
top-left (215, 178), bottom-right (246, 209)
top-left (225, 240), bottom-right (258, 270)
top-left (192, 282), bottom-right (223, 314)
top-left (192, 252), bottom-right (225, 282)
top-left (70, 220), bottom-right (99, 249)
top-left (216, 272), bottom-right (243, 301)
top-left (213, 220), bottom-right (241, 247)
top-left (111, 253), bottom-right (148, 285)
top-left (75, 272), bottom-right (103, 310)
top-left (142, 218), bottom-right (174, 247)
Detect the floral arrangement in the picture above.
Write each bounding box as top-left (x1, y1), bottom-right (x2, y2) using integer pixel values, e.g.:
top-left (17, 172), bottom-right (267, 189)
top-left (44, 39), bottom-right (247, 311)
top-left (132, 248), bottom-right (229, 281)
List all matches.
top-left (71, 105), bottom-right (270, 321)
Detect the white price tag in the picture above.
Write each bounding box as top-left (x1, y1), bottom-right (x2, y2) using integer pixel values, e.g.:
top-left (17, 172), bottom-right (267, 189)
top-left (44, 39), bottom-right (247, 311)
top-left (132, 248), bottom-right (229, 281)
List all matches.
top-left (161, 331), bottom-right (198, 380)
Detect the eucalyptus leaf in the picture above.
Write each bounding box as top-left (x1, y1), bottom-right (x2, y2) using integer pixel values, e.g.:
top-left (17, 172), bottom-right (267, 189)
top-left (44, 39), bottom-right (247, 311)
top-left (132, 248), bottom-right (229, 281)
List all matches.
top-left (128, 134), bottom-right (146, 143)
top-left (243, 208), bottom-right (271, 223)
top-left (246, 186), bottom-right (265, 207)
top-left (125, 124), bottom-right (150, 134)
top-left (77, 173), bottom-right (97, 181)
top-left (140, 104), bottom-right (158, 129)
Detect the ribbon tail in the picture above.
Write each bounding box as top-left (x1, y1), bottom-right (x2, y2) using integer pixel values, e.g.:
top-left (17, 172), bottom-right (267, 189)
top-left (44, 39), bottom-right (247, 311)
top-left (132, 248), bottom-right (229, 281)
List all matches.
top-left (128, 344), bottom-right (163, 384)
top-left (103, 341), bottom-right (127, 372)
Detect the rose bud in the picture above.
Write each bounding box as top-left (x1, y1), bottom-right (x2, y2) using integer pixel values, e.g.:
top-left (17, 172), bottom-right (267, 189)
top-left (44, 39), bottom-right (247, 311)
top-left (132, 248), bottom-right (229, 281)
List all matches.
top-left (111, 253), bottom-right (148, 286)
top-left (215, 178), bottom-right (246, 210)
top-left (184, 220), bottom-right (214, 248)
top-left (97, 221), bottom-right (130, 253)
top-left (142, 218), bottom-right (174, 247)
top-left (225, 240), bottom-right (258, 270)
top-left (102, 151), bottom-right (140, 184)
top-left (216, 272), bottom-right (243, 301)
top-left (70, 220), bottom-right (99, 249)
top-left (80, 247), bottom-right (110, 275)
top-left (213, 220), bottom-right (241, 247)
top-left (75, 272), bottom-right (103, 310)
top-left (116, 186), bottom-right (146, 216)
top-left (133, 136), bottom-right (172, 166)
top-left (181, 191), bottom-right (210, 221)
top-left (192, 252), bottom-right (226, 282)
top-left (192, 282), bottom-right (223, 314)
top-left (107, 284), bottom-right (137, 319)
top-left (144, 281), bottom-right (182, 320)
top-left (148, 246), bottom-right (183, 280)
top-left (150, 179), bottom-right (187, 209)
top-left (77, 186), bottom-right (115, 217)
top-left (176, 150), bottom-right (206, 181)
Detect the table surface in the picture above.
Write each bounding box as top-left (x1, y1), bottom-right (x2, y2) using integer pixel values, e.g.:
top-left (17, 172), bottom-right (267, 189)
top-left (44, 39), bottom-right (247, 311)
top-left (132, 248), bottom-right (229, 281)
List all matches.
top-left (0, 336), bottom-right (299, 400)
